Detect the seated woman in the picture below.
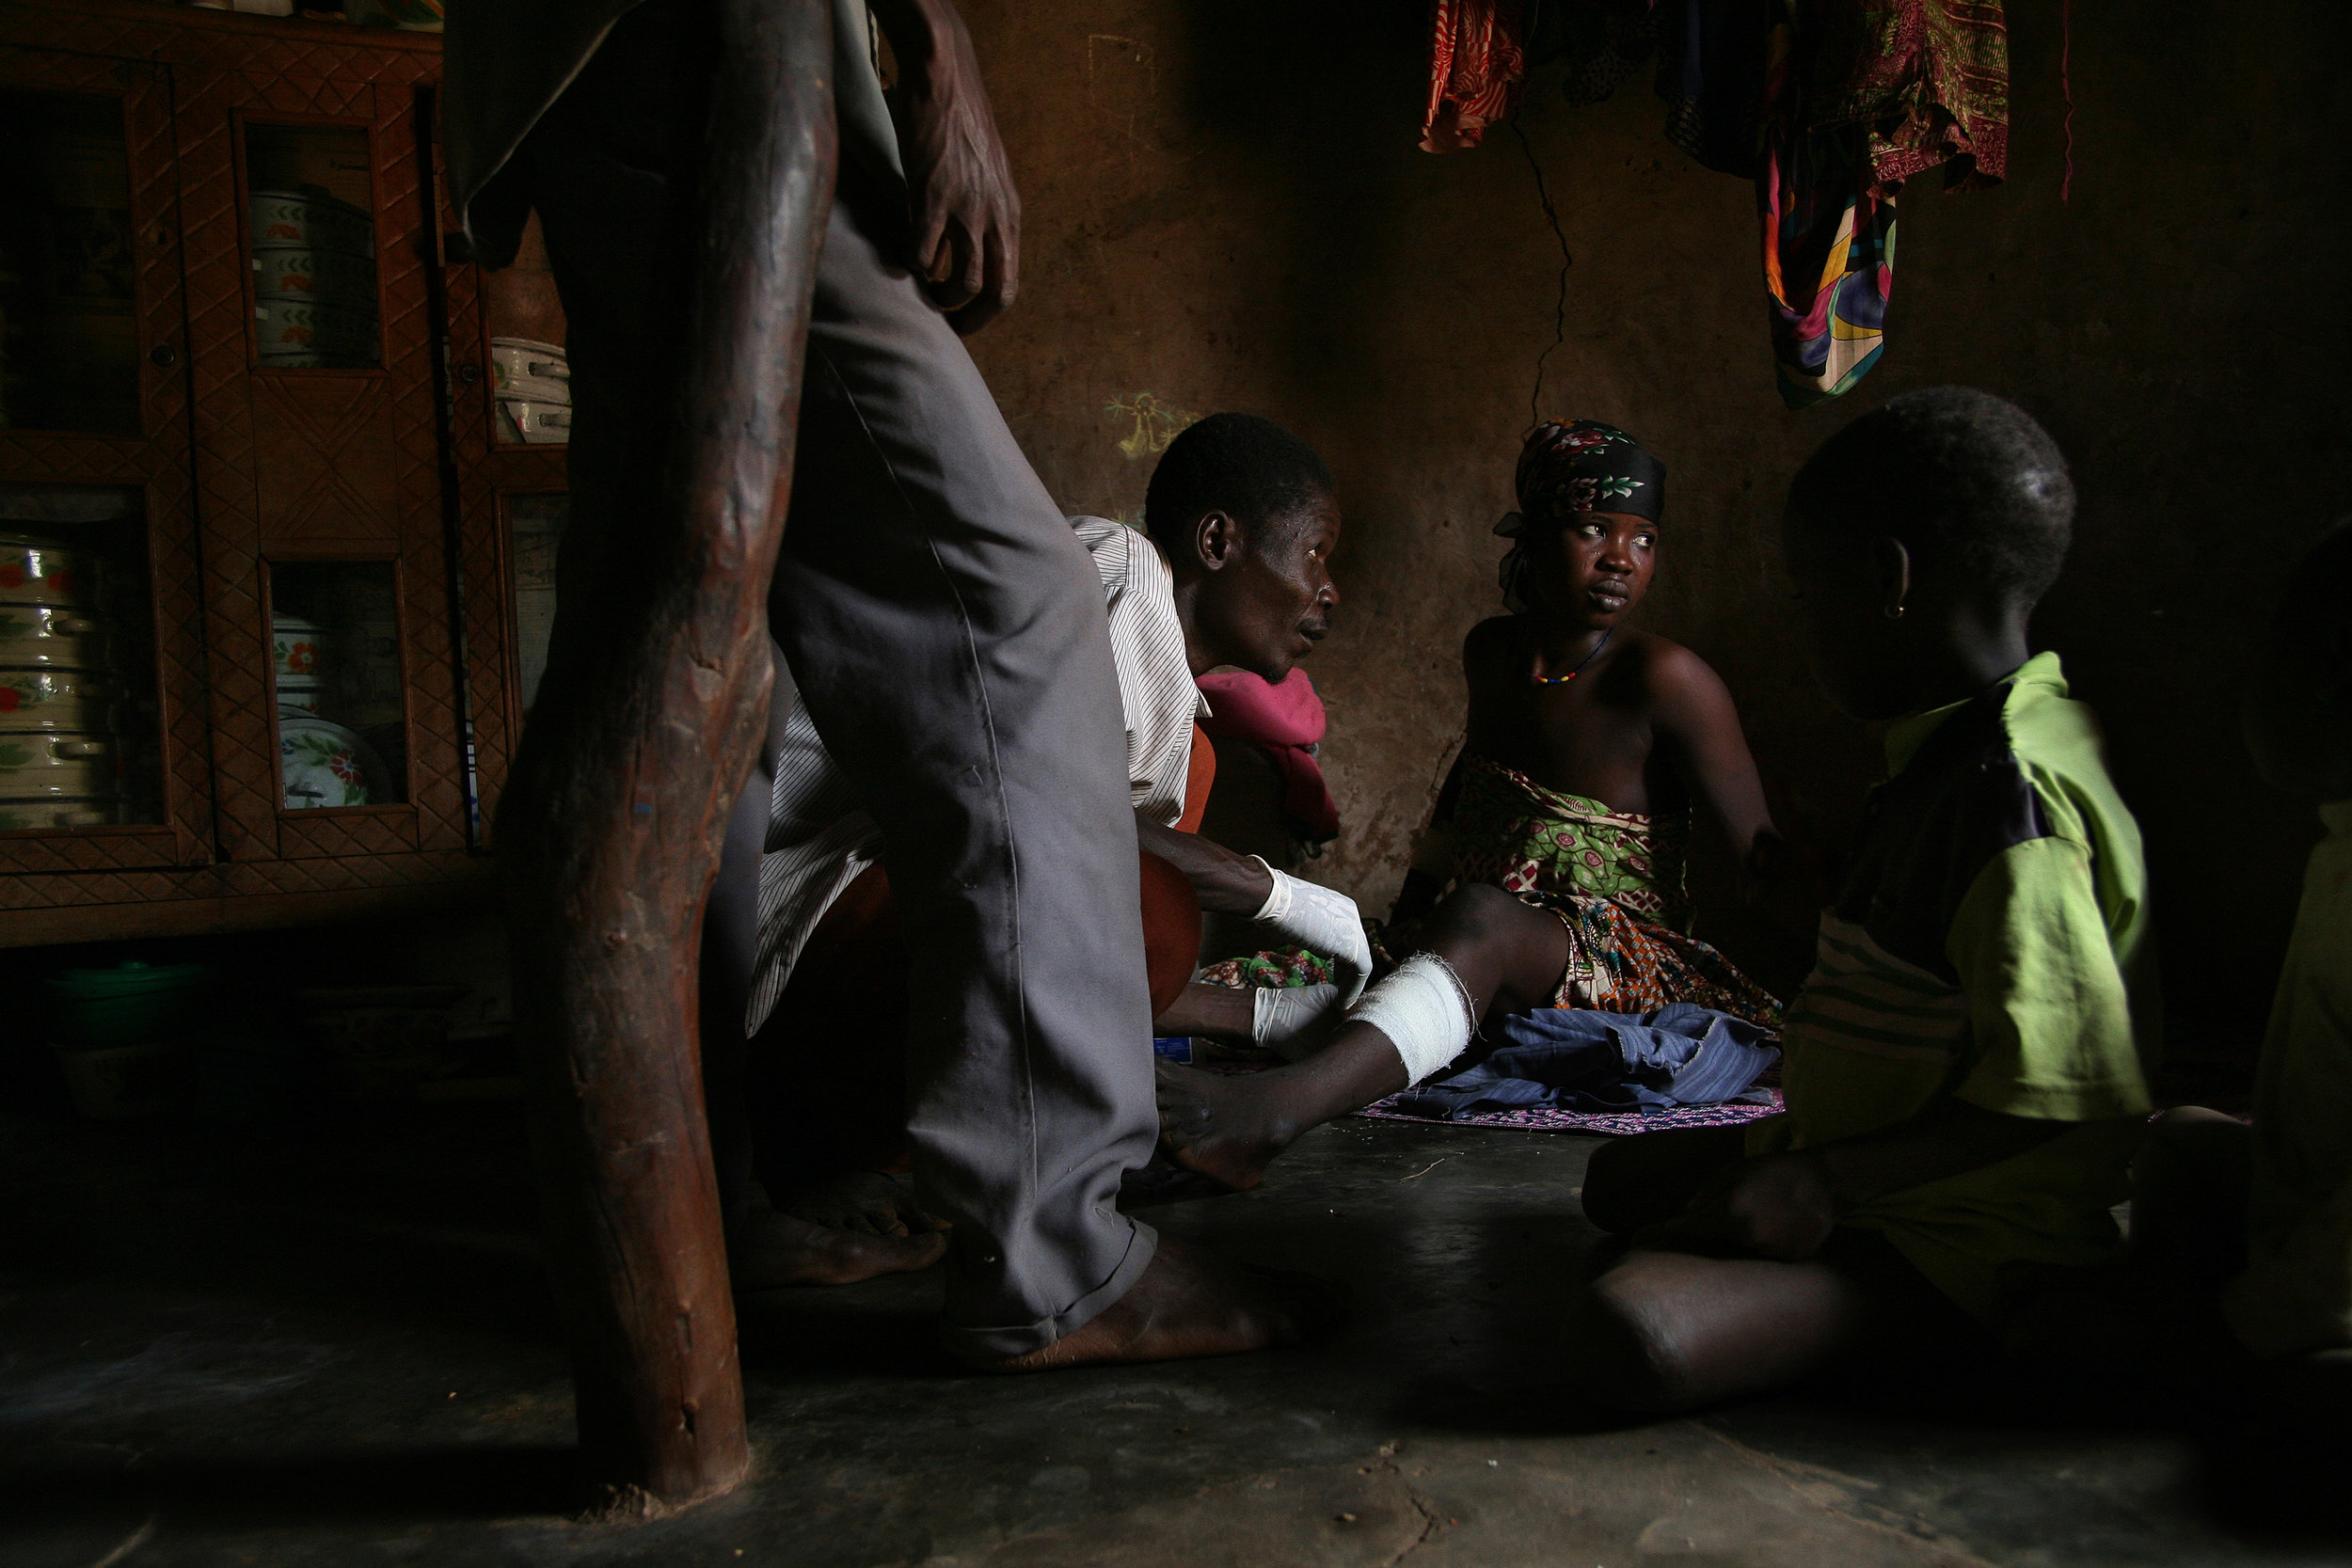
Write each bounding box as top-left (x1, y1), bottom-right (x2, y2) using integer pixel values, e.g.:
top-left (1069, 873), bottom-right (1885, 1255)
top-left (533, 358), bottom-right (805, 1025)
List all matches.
top-left (1157, 419), bottom-right (1786, 1190)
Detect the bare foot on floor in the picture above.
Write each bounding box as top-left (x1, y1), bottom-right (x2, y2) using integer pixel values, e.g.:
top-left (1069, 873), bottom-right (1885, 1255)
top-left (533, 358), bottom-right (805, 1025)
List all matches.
top-left (962, 1236), bottom-right (1345, 1372)
top-left (781, 1168), bottom-right (951, 1239)
top-left (728, 1190), bottom-right (946, 1291)
top-left (1153, 1059), bottom-right (1308, 1192)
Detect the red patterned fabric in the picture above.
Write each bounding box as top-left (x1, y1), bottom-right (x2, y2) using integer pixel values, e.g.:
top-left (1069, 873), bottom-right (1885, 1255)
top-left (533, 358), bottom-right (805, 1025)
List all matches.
top-left (1422, 0), bottom-right (1534, 152)
top-left (1803, 0), bottom-right (2009, 198)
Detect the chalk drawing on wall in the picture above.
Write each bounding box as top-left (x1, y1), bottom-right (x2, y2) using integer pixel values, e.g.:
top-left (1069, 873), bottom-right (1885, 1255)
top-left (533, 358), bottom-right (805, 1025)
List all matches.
top-left (1105, 392), bottom-right (1198, 461)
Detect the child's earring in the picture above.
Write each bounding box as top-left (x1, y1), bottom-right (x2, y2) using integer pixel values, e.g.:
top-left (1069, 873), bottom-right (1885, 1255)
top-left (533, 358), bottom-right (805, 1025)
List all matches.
top-left (1884, 600), bottom-right (1907, 621)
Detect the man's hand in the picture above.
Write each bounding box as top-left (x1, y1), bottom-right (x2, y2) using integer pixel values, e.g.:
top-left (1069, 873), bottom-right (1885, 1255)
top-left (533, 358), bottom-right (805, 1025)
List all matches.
top-left (1634, 1151), bottom-right (1839, 1262)
top-left (871, 0), bottom-right (1019, 334)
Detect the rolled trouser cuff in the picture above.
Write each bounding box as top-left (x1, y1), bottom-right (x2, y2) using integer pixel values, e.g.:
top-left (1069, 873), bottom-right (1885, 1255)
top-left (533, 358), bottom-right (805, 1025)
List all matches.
top-left (940, 1215), bottom-right (1158, 1363)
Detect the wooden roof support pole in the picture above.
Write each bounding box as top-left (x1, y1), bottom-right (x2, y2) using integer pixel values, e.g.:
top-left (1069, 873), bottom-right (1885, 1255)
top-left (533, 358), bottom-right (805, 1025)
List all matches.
top-left (498, 0), bottom-right (837, 1513)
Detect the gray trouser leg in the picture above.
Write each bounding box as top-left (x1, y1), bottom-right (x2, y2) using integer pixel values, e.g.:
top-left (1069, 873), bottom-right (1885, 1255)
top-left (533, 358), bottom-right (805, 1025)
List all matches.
top-left (509, 2), bottom-right (1156, 1356)
top-left (768, 182), bottom-right (1156, 1357)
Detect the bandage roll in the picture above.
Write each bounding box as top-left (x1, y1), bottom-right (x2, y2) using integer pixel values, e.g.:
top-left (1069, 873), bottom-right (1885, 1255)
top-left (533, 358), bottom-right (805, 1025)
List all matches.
top-left (1345, 951), bottom-right (1475, 1085)
top-left (1251, 983), bottom-right (1342, 1061)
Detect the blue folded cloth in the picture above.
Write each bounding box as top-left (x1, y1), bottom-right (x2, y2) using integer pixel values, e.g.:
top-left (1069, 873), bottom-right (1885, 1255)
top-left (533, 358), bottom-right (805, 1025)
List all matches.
top-left (1392, 1003), bottom-right (1778, 1121)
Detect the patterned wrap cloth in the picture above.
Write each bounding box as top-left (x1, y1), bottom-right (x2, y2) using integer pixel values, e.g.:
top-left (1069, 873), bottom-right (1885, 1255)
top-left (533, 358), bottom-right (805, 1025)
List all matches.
top-left (1446, 756), bottom-right (1781, 1027)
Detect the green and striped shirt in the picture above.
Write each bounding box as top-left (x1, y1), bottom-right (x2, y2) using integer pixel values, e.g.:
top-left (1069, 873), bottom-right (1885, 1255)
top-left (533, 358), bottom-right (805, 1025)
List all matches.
top-left (1753, 653), bottom-right (2160, 1320)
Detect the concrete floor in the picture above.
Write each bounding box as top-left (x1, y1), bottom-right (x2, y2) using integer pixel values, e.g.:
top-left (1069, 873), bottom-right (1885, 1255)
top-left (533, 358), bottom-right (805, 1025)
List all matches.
top-left (1, 1105), bottom-right (2341, 1567)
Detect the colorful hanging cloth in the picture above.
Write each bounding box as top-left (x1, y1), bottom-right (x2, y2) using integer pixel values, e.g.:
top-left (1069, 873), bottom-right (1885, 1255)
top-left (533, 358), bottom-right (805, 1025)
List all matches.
top-left (1426, 0), bottom-right (2008, 406)
top-left (1422, 0), bottom-right (1534, 152)
top-left (1763, 0), bottom-right (2009, 407)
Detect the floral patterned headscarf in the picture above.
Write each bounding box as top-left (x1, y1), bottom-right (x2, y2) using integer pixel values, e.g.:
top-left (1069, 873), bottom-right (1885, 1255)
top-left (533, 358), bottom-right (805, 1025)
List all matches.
top-left (1495, 420), bottom-right (1666, 611)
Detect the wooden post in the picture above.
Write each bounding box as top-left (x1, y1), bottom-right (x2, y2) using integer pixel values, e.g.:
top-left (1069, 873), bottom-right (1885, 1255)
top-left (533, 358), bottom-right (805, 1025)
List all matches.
top-left (497, 0), bottom-right (837, 1512)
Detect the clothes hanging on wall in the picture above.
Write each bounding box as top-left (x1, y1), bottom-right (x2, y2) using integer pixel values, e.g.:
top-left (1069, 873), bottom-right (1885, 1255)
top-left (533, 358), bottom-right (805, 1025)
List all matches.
top-left (1763, 0), bottom-right (2008, 407)
top-left (1554, 0), bottom-right (1772, 177)
top-left (1422, 0), bottom-right (2009, 406)
top-left (1422, 0), bottom-right (1534, 152)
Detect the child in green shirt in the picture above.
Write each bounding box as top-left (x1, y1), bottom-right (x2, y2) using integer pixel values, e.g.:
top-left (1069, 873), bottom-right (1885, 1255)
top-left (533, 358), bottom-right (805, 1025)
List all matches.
top-left (2134, 521), bottom-right (2352, 1360)
top-left (1565, 388), bottom-right (2160, 1412)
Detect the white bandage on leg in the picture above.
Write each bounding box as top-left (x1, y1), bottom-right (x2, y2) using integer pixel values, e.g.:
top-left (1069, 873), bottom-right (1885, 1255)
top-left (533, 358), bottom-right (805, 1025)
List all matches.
top-left (1250, 983), bottom-right (1342, 1061)
top-left (1344, 952), bottom-right (1475, 1085)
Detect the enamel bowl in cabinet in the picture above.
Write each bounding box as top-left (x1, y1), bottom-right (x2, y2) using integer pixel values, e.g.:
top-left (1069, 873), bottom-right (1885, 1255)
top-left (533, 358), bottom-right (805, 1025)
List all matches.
top-left (0, 668), bottom-right (124, 732)
top-left (0, 605), bottom-right (108, 670)
top-left (279, 709), bottom-right (388, 810)
top-left (0, 730), bottom-right (121, 798)
top-left (0, 532), bottom-right (100, 607)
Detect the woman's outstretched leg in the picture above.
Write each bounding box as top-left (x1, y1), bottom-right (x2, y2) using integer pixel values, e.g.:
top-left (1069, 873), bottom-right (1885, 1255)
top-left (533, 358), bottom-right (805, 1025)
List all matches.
top-left (1155, 884), bottom-right (1569, 1189)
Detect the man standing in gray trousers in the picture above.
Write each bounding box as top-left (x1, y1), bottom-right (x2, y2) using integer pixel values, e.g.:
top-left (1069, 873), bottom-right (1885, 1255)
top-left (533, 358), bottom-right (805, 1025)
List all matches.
top-left (446, 0), bottom-right (1322, 1366)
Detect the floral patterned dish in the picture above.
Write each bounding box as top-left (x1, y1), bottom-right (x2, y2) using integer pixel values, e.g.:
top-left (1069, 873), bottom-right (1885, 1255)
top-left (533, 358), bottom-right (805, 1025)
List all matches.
top-left (278, 708), bottom-right (387, 810)
top-left (0, 605), bottom-right (110, 670)
top-left (0, 668), bottom-right (123, 732)
top-left (0, 532), bottom-right (100, 607)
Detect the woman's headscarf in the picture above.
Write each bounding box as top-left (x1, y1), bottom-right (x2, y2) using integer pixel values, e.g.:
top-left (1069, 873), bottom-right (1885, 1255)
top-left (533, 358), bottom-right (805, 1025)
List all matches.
top-left (1495, 420), bottom-right (1666, 611)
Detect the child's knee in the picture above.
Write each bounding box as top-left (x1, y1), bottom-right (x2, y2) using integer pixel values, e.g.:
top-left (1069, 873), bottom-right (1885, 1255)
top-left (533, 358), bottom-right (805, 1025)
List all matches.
top-left (1563, 1264), bottom-right (1704, 1414)
top-left (2140, 1106), bottom-right (2253, 1186)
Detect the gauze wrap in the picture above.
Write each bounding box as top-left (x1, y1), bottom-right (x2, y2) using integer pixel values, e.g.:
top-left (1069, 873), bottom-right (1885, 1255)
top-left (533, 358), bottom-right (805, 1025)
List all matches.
top-left (1249, 861), bottom-right (1373, 1006)
top-left (1347, 952), bottom-right (1476, 1085)
top-left (1251, 983), bottom-right (1342, 1061)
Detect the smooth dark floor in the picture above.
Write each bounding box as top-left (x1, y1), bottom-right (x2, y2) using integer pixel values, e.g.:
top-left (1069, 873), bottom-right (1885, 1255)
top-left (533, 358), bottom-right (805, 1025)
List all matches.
top-left (1, 1102), bottom-right (2343, 1567)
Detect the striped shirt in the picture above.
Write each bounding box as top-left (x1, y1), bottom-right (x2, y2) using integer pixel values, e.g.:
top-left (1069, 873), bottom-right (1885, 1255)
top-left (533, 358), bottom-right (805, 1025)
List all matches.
top-left (1753, 654), bottom-right (2159, 1321)
top-left (743, 516), bottom-right (1204, 1036)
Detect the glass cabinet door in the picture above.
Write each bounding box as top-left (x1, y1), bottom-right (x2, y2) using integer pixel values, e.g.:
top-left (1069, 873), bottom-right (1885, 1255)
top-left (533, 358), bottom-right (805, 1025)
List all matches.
top-left (0, 50), bottom-right (210, 873)
top-left (0, 484), bottom-right (161, 829)
top-left (0, 87), bottom-right (139, 436)
top-left (268, 560), bottom-right (407, 811)
top-left (244, 121), bottom-right (381, 372)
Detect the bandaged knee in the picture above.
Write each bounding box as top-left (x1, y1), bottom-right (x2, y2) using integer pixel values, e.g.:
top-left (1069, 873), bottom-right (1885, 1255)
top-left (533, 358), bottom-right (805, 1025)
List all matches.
top-left (1345, 952), bottom-right (1475, 1086)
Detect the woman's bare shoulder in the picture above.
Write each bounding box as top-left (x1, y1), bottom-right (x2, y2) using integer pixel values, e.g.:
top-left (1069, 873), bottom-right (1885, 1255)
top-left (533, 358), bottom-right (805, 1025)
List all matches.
top-left (1613, 629), bottom-right (1741, 722)
top-left (1463, 615), bottom-right (1522, 669)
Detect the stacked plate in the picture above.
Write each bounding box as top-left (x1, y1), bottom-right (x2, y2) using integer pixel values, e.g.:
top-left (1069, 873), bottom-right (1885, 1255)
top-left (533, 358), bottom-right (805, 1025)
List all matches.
top-left (490, 336), bottom-right (570, 445)
top-left (251, 186), bottom-right (379, 370)
top-left (0, 531), bottom-right (126, 829)
top-left (273, 610), bottom-right (389, 810)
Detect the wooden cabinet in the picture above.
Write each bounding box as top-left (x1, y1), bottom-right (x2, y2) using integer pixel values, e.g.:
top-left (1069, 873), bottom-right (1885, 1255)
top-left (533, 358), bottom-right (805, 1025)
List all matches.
top-left (0, 0), bottom-right (555, 943)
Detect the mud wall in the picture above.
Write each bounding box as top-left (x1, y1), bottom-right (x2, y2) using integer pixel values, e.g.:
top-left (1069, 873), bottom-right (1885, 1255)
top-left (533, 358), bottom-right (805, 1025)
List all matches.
top-left (959, 0), bottom-right (2352, 1045)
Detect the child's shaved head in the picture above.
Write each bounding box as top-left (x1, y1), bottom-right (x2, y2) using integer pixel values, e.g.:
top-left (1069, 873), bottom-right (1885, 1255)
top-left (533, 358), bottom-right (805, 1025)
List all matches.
top-left (2244, 519), bottom-right (2352, 800)
top-left (1788, 388), bottom-right (2074, 610)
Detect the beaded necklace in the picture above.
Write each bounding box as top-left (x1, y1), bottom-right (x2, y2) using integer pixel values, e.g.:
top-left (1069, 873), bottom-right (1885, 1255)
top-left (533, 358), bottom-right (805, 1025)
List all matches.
top-left (1529, 628), bottom-right (1613, 687)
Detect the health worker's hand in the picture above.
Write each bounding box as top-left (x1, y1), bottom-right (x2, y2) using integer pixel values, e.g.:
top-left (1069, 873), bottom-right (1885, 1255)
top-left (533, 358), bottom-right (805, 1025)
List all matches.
top-left (881, 0), bottom-right (1019, 334)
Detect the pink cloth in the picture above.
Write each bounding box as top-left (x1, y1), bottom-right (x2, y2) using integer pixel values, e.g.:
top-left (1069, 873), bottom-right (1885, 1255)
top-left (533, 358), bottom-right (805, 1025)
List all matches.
top-left (1196, 669), bottom-right (1341, 844)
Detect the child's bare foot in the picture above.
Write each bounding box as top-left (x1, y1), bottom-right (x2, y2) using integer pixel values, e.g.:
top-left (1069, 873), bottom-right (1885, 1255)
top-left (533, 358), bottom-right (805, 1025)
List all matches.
top-left (728, 1191), bottom-right (946, 1290)
top-left (1153, 1059), bottom-right (1310, 1192)
top-left (781, 1168), bottom-right (950, 1239)
top-left (961, 1235), bottom-right (1344, 1371)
